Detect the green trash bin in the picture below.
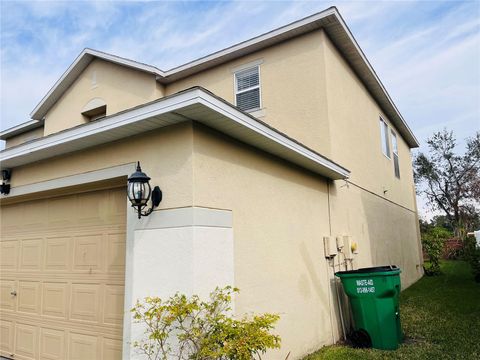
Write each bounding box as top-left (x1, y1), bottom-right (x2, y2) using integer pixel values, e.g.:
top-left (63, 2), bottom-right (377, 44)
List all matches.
top-left (335, 265), bottom-right (402, 350)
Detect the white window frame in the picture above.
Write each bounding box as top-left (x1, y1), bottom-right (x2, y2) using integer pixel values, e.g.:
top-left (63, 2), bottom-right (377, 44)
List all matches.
top-left (379, 117), bottom-right (391, 159)
top-left (234, 65), bottom-right (261, 112)
top-left (391, 130), bottom-right (400, 178)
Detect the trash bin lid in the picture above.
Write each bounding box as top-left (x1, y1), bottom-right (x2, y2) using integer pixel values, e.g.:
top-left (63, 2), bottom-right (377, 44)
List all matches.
top-left (335, 265), bottom-right (400, 277)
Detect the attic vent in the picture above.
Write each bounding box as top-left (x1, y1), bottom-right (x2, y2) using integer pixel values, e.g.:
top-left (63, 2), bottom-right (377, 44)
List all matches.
top-left (82, 98), bottom-right (106, 121)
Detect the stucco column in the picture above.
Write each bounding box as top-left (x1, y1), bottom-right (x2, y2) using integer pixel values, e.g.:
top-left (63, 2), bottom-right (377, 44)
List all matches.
top-left (122, 207), bottom-right (234, 360)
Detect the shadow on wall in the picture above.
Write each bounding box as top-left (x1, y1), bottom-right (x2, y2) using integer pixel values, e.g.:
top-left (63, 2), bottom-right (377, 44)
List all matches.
top-left (329, 180), bottom-right (422, 289)
top-left (360, 190), bottom-right (422, 289)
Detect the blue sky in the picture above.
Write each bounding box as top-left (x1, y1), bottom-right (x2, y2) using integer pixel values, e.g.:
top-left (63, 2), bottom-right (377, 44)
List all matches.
top-left (1, 0), bottom-right (479, 216)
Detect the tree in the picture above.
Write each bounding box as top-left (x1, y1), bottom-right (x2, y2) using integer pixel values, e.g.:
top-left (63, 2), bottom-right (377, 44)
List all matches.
top-left (414, 130), bottom-right (480, 234)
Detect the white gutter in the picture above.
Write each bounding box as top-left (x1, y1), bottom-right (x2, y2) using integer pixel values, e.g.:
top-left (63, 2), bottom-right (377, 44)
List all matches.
top-left (1, 87), bottom-right (349, 180)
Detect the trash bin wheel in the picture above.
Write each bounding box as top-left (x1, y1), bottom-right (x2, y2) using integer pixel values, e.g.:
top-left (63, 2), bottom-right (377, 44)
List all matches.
top-left (349, 329), bottom-right (372, 348)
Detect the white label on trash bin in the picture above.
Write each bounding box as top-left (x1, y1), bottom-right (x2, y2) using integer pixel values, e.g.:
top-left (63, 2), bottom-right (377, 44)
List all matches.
top-left (356, 279), bottom-right (375, 294)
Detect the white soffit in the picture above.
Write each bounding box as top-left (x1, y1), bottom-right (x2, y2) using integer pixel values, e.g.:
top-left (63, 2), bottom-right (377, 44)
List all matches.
top-left (1, 88), bottom-right (349, 180)
top-left (26, 7), bottom-right (418, 148)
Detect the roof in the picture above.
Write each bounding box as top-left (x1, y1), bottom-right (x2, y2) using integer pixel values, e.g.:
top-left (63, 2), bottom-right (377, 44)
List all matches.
top-left (7, 6), bottom-right (419, 148)
top-left (0, 87), bottom-right (350, 181)
top-left (0, 119), bottom-right (44, 140)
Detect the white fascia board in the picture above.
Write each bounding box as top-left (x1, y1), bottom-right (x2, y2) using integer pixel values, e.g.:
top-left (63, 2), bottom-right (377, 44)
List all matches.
top-left (0, 120), bottom-right (43, 140)
top-left (2, 88), bottom-right (349, 180)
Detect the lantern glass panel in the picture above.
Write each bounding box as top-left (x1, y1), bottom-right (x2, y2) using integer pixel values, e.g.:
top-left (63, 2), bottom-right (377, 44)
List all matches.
top-left (128, 181), bottom-right (151, 206)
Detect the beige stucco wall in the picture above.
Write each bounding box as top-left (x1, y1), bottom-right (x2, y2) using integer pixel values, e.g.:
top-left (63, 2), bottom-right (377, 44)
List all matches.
top-left (4, 123), bottom-right (193, 210)
top-left (190, 124), bottom-right (421, 358)
top-left (5, 127), bottom-right (44, 148)
top-left (191, 124), bottom-right (338, 358)
top-left (321, 31), bottom-right (417, 212)
top-left (44, 59), bottom-right (164, 136)
top-left (166, 30), bottom-right (331, 156)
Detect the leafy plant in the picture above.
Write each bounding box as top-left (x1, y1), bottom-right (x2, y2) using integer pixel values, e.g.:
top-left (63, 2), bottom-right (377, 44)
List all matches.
top-left (422, 226), bottom-right (451, 275)
top-left (463, 235), bottom-right (480, 282)
top-left (131, 286), bottom-right (281, 360)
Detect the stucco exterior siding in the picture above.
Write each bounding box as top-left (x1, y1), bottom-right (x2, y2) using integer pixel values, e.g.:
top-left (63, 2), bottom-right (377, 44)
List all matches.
top-left (3, 123), bottom-right (194, 210)
top-left (44, 59), bottom-right (165, 136)
top-left (166, 30), bottom-right (332, 156)
top-left (5, 127), bottom-right (44, 148)
top-left (191, 124), bottom-right (337, 358)
top-left (328, 182), bottom-right (423, 289)
top-left (321, 31), bottom-right (417, 212)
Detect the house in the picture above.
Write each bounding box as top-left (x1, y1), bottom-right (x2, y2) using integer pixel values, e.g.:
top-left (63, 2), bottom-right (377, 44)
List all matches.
top-left (0, 7), bottom-right (423, 360)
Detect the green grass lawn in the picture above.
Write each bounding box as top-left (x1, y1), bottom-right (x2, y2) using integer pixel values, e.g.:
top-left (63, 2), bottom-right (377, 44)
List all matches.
top-left (303, 261), bottom-right (480, 359)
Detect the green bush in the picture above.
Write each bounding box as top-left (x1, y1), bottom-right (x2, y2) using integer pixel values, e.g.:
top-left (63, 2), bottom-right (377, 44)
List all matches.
top-left (131, 286), bottom-right (281, 360)
top-left (463, 235), bottom-right (480, 282)
top-left (422, 227), bottom-right (451, 275)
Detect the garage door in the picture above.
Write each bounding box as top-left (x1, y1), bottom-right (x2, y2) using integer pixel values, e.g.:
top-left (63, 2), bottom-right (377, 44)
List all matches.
top-left (0, 187), bottom-right (127, 360)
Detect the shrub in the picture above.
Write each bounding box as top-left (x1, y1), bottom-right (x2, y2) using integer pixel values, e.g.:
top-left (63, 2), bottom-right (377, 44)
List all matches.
top-left (131, 286), bottom-right (281, 360)
top-left (463, 235), bottom-right (480, 282)
top-left (443, 238), bottom-right (464, 260)
top-left (422, 227), bottom-right (452, 275)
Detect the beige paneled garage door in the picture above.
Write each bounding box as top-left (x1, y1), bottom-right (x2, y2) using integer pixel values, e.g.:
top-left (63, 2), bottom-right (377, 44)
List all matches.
top-left (0, 187), bottom-right (126, 360)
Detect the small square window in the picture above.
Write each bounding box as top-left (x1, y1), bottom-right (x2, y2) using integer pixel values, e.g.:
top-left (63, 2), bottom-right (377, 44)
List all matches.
top-left (234, 66), bottom-right (261, 112)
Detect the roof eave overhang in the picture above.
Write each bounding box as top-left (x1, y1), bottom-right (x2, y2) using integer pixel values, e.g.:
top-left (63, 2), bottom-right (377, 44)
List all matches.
top-left (27, 7), bottom-right (418, 148)
top-left (2, 88), bottom-right (349, 181)
top-left (0, 119), bottom-right (44, 140)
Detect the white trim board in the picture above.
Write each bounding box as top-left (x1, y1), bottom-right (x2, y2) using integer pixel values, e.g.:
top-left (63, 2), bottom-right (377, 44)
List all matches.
top-left (0, 87), bottom-right (350, 180)
top-left (21, 7), bottom-right (418, 148)
top-left (2, 163), bottom-right (134, 199)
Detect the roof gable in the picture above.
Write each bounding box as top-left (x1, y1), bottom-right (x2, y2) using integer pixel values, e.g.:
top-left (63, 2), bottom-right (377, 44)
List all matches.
top-left (26, 6), bottom-right (418, 147)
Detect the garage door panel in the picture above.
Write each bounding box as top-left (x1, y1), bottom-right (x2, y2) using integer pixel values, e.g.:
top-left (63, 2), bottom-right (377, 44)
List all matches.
top-left (1, 241), bottom-right (18, 270)
top-left (0, 320), bottom-right (14, 354)
top-left (15, 323), bottom-right (38, 359)
top-left (103, 285), bottom-right (125, 326)
top-left (17, 281), bottom-right (40, 315)
top-left (0, 280), bottom-right (16, 311)
top-left (103, 338), bottom-right (122, 360)
top-left (68, 332), bottom-right (98, 360)
top-left (40, 327), bottom-right (65, 360)
top-left (73, 235), bottom-right (103, 272)
top-left (44, 237), bottom-right (71, 271)
top-left (1, 188), bottom-right (126, 359)
top-left (106, 233), bottom-right (126, 273)
top-left (42, 282), bottom-right (68, 319)
top-left (20, 239), bottom-right (42, 271)
top-left (70, 284), bottom-right (100, 323)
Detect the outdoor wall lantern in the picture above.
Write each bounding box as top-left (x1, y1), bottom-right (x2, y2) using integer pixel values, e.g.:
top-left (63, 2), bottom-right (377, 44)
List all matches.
top-left (0, 169), bottom-right (11, 195)
top-left (127, 162), bottom-right (162, 219)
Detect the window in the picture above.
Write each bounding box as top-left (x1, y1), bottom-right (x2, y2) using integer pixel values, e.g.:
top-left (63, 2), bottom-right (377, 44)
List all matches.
top-left (379, 117), bottom-right (390, 158)
top-left (234, 66), bottom-right (261, 111)
top-left (391, 131), bottom-right (400, 178)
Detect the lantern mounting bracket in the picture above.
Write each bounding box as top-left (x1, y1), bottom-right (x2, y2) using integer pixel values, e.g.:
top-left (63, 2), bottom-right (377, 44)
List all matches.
top-left (137, 186), bottom-right (162, 218)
